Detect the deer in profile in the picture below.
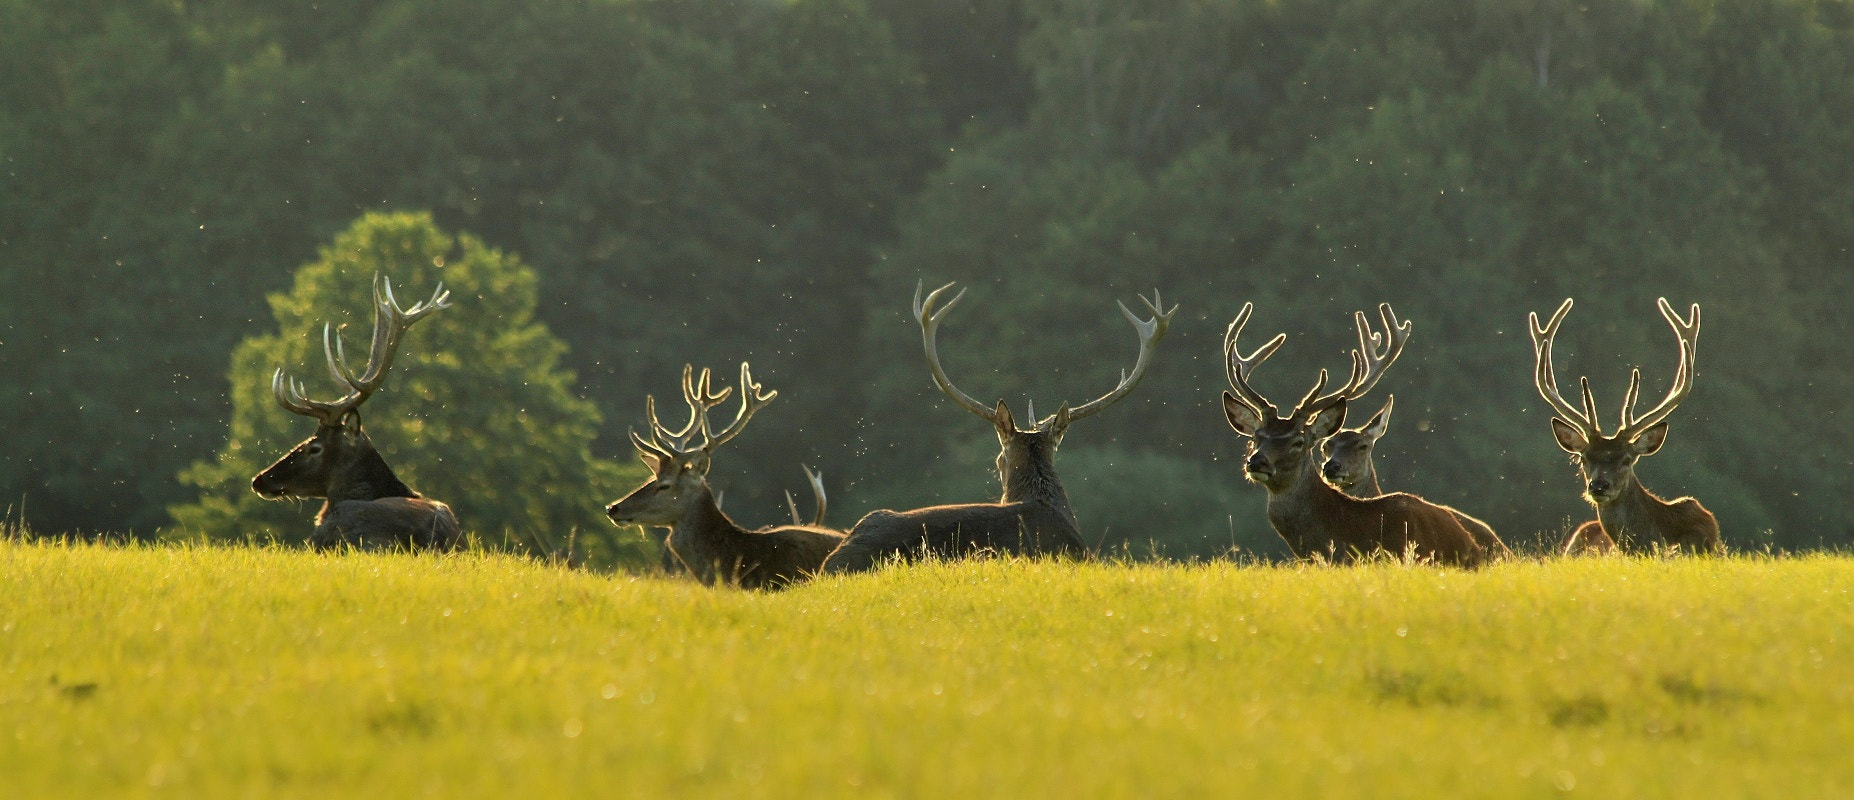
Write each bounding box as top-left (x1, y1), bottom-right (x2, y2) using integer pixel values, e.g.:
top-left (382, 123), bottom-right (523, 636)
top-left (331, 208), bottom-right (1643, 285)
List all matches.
top-left (251, 275), bottom-right (461, 551)
top-left (1529, 298), bottom-right (1721, 555)
top-left (821, 282), bottom-right (1175, 574)
top-left (605, 364), bottom-right (844, 589)
top-left (1222, 303), bottom-right (1483, 567)
top-left (1319, 395), bottom-right (1513, 559)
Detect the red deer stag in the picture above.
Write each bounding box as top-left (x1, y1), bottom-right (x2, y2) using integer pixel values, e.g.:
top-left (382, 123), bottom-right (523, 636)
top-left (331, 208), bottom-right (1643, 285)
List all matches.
top-left (1319, 395), bottom-right (1513, 559)
top-left (821, 282), bottom-right (1175, 574)
top-left (605, 364), bottom-right (844, 589)
top-left (252, 275), bottom-right (461, 550)
top-left (1528, 298), bottom-right (1721, 555)
top-left (1222, 303), bottom-right (1482, 566)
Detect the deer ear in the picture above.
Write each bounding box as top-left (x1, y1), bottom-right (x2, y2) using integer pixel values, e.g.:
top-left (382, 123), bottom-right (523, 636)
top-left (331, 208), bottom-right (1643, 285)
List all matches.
top-left (1550, 418), bottom-right (1588, 453)
top-left (1361, 395), bottom-right (1394, 439)
top-left (993, 400), bottom-right (1016, 441)
top-left (1308, 400), bottom-right (1347, 438)
top-left (1047, 404), bottom-right (1073, 445)
top-left (1223, 392), bottom-right (1263, 436)
top-left (1630, 422), bottom-right (1669, 456)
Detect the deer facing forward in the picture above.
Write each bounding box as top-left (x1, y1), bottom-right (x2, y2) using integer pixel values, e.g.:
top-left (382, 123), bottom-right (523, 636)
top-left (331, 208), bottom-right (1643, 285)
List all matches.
top-left (1318, 395), bottom-right (1512, 559)
top-left (251, 275), bottom-right (461, 551)
top-left (1529, 297), bottom-right (1721, 555)
top-left (1222, 303), bottom-right (1483, 567)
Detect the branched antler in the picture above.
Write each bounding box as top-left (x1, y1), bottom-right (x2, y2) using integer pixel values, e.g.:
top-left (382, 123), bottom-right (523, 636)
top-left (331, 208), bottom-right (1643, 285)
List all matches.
top-left (272, 274), bottom-right (451, 427)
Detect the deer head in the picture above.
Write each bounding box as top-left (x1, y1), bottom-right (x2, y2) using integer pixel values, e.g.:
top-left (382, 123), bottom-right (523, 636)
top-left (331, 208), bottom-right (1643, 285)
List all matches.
top-left (252, 275), bottom-right (450, 502)
top-left (913, 281), bottom-right (1174, 496)
top-left (1529, 297), bottom-right (1700, 506)
top-left (606, 363), bottom-right (775, 527)
top-left (1319, 395), bottom-right (1394, 494)
top-left (1222, 302), bottom-right (1409, 492)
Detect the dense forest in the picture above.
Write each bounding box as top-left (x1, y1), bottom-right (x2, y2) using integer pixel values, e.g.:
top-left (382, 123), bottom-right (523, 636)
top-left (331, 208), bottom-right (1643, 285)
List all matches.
top-left (5, 0), bottom-right (1854, 560)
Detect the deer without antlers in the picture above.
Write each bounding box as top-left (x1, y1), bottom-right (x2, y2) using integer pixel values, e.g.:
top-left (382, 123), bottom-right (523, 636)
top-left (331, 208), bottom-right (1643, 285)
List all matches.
top-left (821, 281), bottom-right (1176, 574)
top-left (251, 274), bottom-right (461, 551)
top-left (1529, 298), bottom-right (1720, 555)
top-left (1319, 395), bottom-right (1513, 560)
top-left (605, 364), bottom-right (844, 589)
top-left (1222, 303), bottom-right (1483, 567)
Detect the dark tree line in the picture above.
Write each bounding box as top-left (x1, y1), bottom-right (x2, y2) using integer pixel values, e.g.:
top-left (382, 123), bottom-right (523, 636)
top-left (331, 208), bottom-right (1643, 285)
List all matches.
top-left (5, 0), bottom-right (1854, 558)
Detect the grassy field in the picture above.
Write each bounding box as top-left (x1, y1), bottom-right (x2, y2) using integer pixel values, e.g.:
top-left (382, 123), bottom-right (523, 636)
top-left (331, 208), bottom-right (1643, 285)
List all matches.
top-left (4, 540), bottom-right (1852, 798)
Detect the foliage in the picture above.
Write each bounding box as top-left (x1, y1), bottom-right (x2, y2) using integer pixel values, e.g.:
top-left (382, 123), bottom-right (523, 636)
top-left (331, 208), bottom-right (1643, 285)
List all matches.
top-left (165, 212), bottom-right (649, 568)
top-left (5, 0), bottom-right (1854, 551)
top-left (7, 541), bottom-right (1854, 796)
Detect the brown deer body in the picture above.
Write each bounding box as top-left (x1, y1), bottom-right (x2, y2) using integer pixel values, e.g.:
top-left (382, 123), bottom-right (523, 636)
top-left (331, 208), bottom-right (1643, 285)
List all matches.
top-left (822, 282), bottom-right (1175, 574)
top-left (1222, 303), bottom-right (1482, 567)
top-left (1529, 298), bottom-right (1721, 555)
top-left (606, 364), bottom-right (843, 589)
top-left (1319, 396), bottom-right (1513, 559)
top-left (252, 275), bottom-right (460, 551)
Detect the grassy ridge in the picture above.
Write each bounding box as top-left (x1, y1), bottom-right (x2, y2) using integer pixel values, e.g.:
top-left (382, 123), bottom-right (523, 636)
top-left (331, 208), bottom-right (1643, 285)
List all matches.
top-left (4, 542), bottom-right (1853, 798)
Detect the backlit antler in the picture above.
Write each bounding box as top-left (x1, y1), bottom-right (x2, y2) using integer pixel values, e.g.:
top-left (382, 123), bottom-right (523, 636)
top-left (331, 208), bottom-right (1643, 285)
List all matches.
top-left (645, 365), bottom-right (731, 451)
top-left (272, 274), bottom-right (451, 426)
top-left (1616, 298), bottom-right (1700, 440)
top-left (1287, 303), bottom-right (1409, 422)
top-left (1223, 302), bottom-right (1287, 418)
top-left (1528, 298), bottom-right (1597, 438)
top-left (698, 362), bottom-right (777, 452)
top-left (1065, 289), bottom-right (1177, 422)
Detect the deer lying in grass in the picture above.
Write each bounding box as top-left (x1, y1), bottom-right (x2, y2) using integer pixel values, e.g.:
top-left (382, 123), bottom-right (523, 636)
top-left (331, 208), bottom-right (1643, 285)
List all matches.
top-left (1529, 298), bottom-right (1721, 555)
top-left (1222, 303), bottom-right (1483, 567)
top-left (252, 275), bottom-right (461, 551)
top-left (605, 364), bottom-right (844, 589)
top-left (1319, 396), bottom-right (1513, 559)
top-left (821, 282), bottom-right (1175, 574)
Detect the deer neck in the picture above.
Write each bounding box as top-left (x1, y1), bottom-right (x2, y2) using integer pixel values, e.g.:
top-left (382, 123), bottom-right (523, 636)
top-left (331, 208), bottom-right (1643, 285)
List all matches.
top-left (663, 485), bottom-right (750, 573)
top-left (1265, 455), bottom-right (1355, 556)
top-left (322, 439), bottom-right (417, 507)
top-left (1000, 446), bottom-right (1076, 526)
top-left (1353, 460), bottom-right (1383, 498)
top-left (1593, 477), bottom-right (1669, 547)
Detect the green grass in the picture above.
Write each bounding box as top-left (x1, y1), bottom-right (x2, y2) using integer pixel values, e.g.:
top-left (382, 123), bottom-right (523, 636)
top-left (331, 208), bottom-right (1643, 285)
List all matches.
top-left (4, 541), bottom-right (1853, 798)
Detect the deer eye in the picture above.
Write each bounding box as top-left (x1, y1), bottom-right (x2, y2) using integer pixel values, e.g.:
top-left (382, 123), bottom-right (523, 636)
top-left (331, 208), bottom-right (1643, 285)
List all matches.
top-left (305, 443), bottom-right (324, 455)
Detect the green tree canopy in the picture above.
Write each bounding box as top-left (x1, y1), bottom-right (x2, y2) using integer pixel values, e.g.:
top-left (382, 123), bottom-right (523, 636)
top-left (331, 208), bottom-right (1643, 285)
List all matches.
top-left (167, 211), bottom-right (649, 568)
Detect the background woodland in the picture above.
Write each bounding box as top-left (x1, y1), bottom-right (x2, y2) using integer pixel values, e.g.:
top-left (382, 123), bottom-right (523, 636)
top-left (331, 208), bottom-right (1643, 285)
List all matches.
top-left (5, 0), bottom-right (1853, 560)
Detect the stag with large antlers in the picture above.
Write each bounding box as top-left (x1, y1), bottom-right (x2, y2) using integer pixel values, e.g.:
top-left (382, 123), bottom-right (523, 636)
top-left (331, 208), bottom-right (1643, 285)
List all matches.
top-left (1529, 298), bottom-right (1720, 555)
top-left (1221, 303), bottom-right (1483, 566)
top-left (605, 364), bottom-right (844, 589)
top-left (251, 275), bottom-right (460, 550)
top-left (821, 282), bottom-right (1175, 574)
top-left (1318, 396), bottom-right (1513, 560)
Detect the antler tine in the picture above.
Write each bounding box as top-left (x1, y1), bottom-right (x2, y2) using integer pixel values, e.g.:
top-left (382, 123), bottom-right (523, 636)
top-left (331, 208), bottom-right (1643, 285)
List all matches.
top-left (1290, 302), bottom-right (1409, 421)
top-left (1067, 288), bottom-right (1178, 422)
top-left (285, 274), bottom-right (451, 425)
top-left (1617, 298), bottom-right (1701, 439)
top-left (915, 280), bottom-right (1001, 423)
top-left (1528, 298), bottom-right (1595, 437)
top-left (627, 427), bottom-right (676, 466)
top-left (700, 362), bottom-right (778, 452)
top-left (271, 367), bottom-right (342, 425)
top-left (1223, 302), bottom-right (1287, 418)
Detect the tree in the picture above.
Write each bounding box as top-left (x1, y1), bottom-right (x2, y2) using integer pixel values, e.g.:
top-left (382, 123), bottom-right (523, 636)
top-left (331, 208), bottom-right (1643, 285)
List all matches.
top-left (166, 211), bottom-right (650, 568)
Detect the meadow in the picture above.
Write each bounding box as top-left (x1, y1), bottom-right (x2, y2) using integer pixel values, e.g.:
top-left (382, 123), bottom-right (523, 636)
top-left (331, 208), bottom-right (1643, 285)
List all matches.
top-left (4, 539), bottom-right (1852, 798)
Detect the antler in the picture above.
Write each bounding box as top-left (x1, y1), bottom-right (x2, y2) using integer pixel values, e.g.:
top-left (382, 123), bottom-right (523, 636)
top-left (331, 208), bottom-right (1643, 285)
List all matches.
top-left (697, 362), bottom-right (777, 452)
top-left (1617, 298), bottom-right (1701, 440)
top-left (1223, 302), bottom-right (1287, 418)
top-left (1287, 303), bottom-right (1410, 422)
top-left (1528, 298), bottom-right (1598, 437)
top-left (914, 281), bottom-right (1000, 424)
top-left (272, 274), bottom-right (451, 426)
top-left (1066, 289), bottom-right (1178, 422)
top-left (645, 365), bottom-right (732, 451)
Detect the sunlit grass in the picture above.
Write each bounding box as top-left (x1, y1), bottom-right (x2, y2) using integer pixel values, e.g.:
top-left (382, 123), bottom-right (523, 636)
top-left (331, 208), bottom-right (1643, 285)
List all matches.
top-left (3, 540), bottom-right (1851, 797)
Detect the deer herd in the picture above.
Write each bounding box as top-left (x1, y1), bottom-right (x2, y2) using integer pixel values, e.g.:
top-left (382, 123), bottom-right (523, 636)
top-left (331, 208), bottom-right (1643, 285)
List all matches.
top-left (254, 275), bottom-right (1722, 588)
